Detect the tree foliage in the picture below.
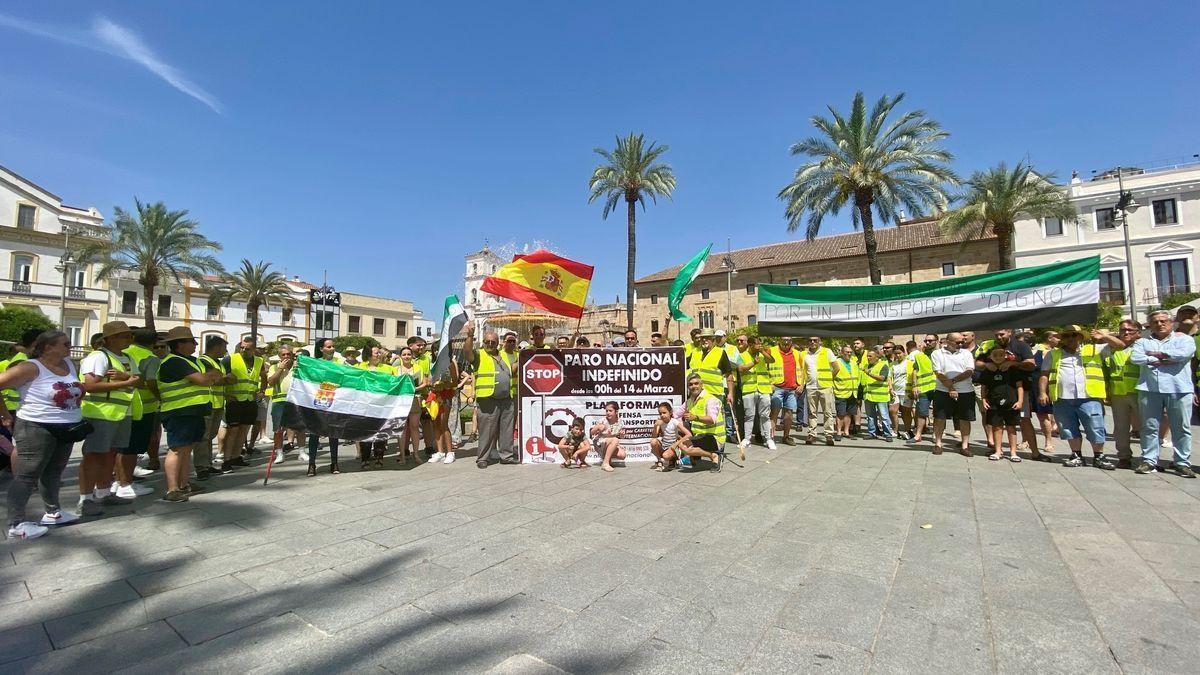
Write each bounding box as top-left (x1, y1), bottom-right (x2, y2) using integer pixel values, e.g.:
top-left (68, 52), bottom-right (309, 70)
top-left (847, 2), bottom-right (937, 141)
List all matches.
top-left (588, 132), bottom-right (677, 329)
top-left (208, 259), bottom-right (294, 342)
top-left (779, 92), bottom-right (956, 284)
top-left (0, 307), bottom-right (56, 359)
top-left (75, 198), bottom-right (223, 331)
top-left (937, 162), bottom-right (1075, 269)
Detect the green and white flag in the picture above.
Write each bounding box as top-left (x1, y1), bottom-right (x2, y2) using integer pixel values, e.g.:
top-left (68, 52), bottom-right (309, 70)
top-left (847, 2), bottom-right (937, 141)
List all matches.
top-left (758, 256), bottom-right (1100, 337)
top-left (282, 355), bottom-right (415, 441)
top-left (668, 244), bottom-right (712, 321)
top-left (433, 294), bottom-right (468, 382)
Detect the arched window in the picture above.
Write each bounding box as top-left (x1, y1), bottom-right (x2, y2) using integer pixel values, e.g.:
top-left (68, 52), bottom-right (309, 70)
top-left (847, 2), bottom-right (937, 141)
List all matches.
top-left (471, 288), bottom-right (478, 303)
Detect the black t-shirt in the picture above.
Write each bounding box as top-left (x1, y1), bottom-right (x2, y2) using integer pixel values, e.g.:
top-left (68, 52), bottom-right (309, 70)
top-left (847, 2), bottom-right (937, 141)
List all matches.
top-left (158, 354), bottom-right (211, 418)
top-left (980, 368), bottom-right (1023, 407)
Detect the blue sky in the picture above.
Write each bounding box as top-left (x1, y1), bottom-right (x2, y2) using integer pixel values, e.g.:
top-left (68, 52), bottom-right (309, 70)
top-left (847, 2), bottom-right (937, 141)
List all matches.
top-left (1, 1), bottom-right (1197, 324)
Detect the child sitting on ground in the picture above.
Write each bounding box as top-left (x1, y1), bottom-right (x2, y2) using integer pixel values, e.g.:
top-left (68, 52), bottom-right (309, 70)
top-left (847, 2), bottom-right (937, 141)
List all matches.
top-left (650, 402), bottom-right (691, 472)
top-left (557, 417), bottom-right (590, 468)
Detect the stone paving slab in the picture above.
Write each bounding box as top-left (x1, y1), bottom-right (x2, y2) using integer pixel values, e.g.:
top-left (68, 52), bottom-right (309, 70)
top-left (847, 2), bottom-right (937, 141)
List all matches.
top-left (3, 428), bottom-right (1200, 672)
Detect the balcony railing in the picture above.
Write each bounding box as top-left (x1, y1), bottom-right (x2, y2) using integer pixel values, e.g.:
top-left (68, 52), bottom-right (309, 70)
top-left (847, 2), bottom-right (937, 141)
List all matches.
top-left (4, 279), bottom-right (107, 303)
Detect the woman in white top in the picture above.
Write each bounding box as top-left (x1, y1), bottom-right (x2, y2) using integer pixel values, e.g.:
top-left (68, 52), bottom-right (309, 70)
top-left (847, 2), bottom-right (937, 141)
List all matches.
top-left (0, 331), bottom-right (86, 540)
top-left (889, 345), bottom-right (911, 438)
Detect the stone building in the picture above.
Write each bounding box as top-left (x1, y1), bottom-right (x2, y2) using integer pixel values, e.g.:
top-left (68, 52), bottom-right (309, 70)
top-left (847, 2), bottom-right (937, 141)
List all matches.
top-left (632, 218), bottom-right (997, 339)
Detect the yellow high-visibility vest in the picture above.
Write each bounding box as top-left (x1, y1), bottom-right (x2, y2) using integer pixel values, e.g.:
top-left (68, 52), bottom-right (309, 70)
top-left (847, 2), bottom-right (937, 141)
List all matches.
top-left (199, 354), bottom-right (226, 409)
top-left (1105, 348), bottom-right (1140, 397)
top-left (863, 360), bottom-right (890, 403)
top-left (124, 344), bottom-right (160, 418)
top-left (737, 349), bottom-right (773, 396)
top-left (158, 354), bottom-right (211, 413)
top-left (1047, 345), bottom-right (1106, 402)
top-left (2, 352), bottom-right (28, 411)
top-left (687, 390), bottom-right (725, 444)
top-left (81, 349), bottom-right (135, 422)
top-left (688, 348), bottom-right (726, 397)
top-left (833, 358), bottom-right (859, 400)
top-left (910, 352), bottom-right (936, 394)
top-left (228, 353), bottom-right (264, 402)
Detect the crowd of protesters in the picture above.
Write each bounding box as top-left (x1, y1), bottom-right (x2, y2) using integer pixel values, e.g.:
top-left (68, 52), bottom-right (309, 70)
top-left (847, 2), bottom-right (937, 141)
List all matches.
top-left (4, 306), bottom-right (1199, 541)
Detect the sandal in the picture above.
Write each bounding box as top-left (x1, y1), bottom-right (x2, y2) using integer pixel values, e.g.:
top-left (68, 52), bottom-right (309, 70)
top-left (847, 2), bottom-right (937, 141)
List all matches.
top-left (1030, 453), bottom-right (1055, 463)
top-left (306, 466), bottom-right (316, 477)
top-left (988, 454), bottom-right (1001, 461)
top-left (1008, 456), bottom-right (1022, 463)
top-left (330, 464), bottom-right (341, 475)
top-left (561, 461), bottom-right (572, 469)
top-left (651, 460), bottom-right (663, 471)
top-left (601, 464), bottom-right (614, 473)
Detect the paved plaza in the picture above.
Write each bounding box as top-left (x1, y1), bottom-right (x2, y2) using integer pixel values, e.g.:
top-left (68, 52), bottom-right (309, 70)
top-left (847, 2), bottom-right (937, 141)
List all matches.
top-left (3, 431), bottom-right (1200, 674)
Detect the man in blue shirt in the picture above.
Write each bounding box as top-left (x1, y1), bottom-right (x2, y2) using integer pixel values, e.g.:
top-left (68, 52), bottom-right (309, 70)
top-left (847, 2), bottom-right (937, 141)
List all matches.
top-left (1131, 309), bottom-right (1197, 477)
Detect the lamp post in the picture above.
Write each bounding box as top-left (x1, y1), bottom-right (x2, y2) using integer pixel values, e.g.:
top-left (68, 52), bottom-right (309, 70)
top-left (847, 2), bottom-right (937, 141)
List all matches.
top-left (1113, 167), bottom-right (1140, 320)
top-left (720, 238), bottom-right (736, 331)
top-left (56, 224), bottom-right (79, 329)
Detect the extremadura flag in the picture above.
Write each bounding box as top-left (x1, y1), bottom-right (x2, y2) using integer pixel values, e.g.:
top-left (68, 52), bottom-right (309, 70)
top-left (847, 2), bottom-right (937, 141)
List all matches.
top-left (757, 256), bottom-right (1100, 337)
top-left (281, 356), bottom-right (416, 441)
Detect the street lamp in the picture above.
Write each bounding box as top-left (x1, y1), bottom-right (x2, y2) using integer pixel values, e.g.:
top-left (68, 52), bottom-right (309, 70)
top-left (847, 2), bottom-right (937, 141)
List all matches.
top-left (56, 224), bottom-right (81, 329)
top-left (720, 238), bottom-right (737, 331)
top-left (1113, 167), bottom-right (1139, 320)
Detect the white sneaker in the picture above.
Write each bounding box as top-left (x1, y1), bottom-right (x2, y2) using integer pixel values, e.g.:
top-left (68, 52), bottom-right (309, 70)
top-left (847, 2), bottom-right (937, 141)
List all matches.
top-left (297, 452), bottom-right (309, 463)
top-left (273, 451), bottom-right (285, 464)
top-left (738, 438), bottom-right (751, 450)
top-left (430, 452), bottom-right (446, 463)
top-left (132, 466), bottom-right (154, 478)
top-left (41, 510), bottom-right (80, 526)
top-left (7, 522), bottom-right (48, 540)
top-left (114, 484), bottom-right (147, 500)
top-left (766, 439), bottom-right (777, 450)
top-left (443, 452), bottom-right (455, 464)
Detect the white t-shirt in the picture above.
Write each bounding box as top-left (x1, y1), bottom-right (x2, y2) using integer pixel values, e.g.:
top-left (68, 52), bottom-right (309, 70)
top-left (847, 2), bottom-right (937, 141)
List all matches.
top-left (1040, 345), bottom-right (1112, 399)
top-left (659, 417), bottom-right (684, 446)
top-left (932, 348), bottom-right (976, 393)
top-left (81, 349), bottom-right (132, 380)
top-left (803, 350), bottom-right (821, 390)
top-left (891, 358), bottom-right (909, 393)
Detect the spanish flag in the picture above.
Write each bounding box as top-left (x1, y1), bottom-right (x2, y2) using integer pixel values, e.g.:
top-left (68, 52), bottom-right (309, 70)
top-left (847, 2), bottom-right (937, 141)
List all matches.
top-left (481, 249), bottom-right (594, 319)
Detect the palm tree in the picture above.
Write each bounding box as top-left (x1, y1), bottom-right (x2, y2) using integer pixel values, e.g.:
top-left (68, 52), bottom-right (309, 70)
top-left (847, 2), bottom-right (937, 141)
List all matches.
top-left (778, 92), bottom-right (957, 284)
top-left (77, 198), bottom-right (223, 330)
top-left (937, 161), bottom-right (1075, 269)
top-left (208, 259), bottom-right (295, 342)
top-left (588, 133), bottom-right (677, 328)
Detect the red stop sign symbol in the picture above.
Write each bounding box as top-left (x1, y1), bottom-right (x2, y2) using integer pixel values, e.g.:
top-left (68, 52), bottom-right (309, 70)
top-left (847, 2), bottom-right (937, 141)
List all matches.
top-left (524, 353), bottom-right (564, 395)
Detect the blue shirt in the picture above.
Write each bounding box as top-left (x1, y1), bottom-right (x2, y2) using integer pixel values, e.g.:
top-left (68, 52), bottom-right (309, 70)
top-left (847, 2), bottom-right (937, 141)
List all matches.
top-left (1131, 332), bottom-right (1196, 394)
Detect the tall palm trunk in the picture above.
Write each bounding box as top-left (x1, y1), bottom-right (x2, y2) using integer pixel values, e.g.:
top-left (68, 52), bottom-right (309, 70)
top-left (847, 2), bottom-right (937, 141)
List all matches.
top-left (855, 192), bottom-right (882, 285)
top-left (993, 223), bottom-right (1014, 270)
top-left (142, 282), bottom-right (157, 330)
top-left (625, 193), bottom-right (637, 329)
top-left (248, 301), bottom-right (260, 343)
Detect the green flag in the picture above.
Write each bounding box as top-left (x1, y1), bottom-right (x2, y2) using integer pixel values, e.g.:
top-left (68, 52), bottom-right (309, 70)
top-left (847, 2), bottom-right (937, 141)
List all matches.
top-left (668, 244), bottom-right (711, 321)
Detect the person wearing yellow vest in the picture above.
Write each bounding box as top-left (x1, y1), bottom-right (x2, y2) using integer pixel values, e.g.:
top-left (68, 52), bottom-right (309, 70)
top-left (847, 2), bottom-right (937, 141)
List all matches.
top-left (248, 346), bottom-right (273, 454)
top-left (861, 347), bottom-right (895, 441)
top-left (1105, 320), bottom-right (1143, 468)
top-left (687, 329), bottom-right (736, 404)
top-left (799, 336), bottom-right (838, 446)
top-left (0, 328), bottom-right (40, 415)
top-left (849, 338), bottom-right (869, 435)
top-left (111, 328), bottom-right (162, 500)
top-left (1038, 325), bottom-right (1123, 470)
top-left (1132, 310), bottom-right (1198, 477)
top-left (265, 345), bottom-right (298, 466)
top-left (220, 337), bottom-right (267, 472)
top-left (354, 346), bottom-right (398, 469)
top-left (157, 326), bottom-right (225, 502)
top-left (77, 321), bottom-right (142, 515)
top-left (680, 373), bottom-right (725, 471)
top-left (394, 346), bottom-right (432, 465)
top-left (683, 327), bottom-right (702, 363)
top-left (735, 335), bottom-right (775, 454)
top-left (407, 335), bottom-right (439, 460)
top-left (765, 336), bottom-right (802, 448)
top-left (905, 335), bottom-right (938, 445)
top-left (714, 329), bottom-right (740, 440)
top-left (461, 325), bottom-right (518, 468)
top-left (196, 336), bottom-right (234, 479)
top-left (832, 344), bottom-right (862, 440)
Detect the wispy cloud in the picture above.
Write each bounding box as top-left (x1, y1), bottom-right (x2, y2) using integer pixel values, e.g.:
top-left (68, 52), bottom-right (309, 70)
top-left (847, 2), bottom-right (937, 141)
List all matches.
top-left (0, 12), bottom-right (221, 113)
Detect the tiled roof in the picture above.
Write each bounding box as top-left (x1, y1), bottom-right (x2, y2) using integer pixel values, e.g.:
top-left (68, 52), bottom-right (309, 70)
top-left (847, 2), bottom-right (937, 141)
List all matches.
top-left (635, 217), bottom-right (992, 283)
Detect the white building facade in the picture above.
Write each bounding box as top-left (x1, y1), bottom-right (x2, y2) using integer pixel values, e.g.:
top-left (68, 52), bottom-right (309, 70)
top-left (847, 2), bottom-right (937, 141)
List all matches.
top-left (464, 245), bottom-right (507, 336)
top-left (0, 164), bottom-right (110, 349)
top-left (1013, 162), bottom-right (1200, 316)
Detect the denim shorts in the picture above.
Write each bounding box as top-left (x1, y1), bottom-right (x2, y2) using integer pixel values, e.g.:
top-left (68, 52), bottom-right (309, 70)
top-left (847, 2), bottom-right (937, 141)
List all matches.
top-left (912, 392), bottom-right (931, 418)
top-left (835, 397), bottom-right (859, 417)
top-left (271, 401), bottom-right (287, 429)
top-left (163, 415), bottom-right (207, 448)
top-left (771, 387), bottom-right (798, 412)
top-left (1052, 398), bottom-right (1106, 444)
